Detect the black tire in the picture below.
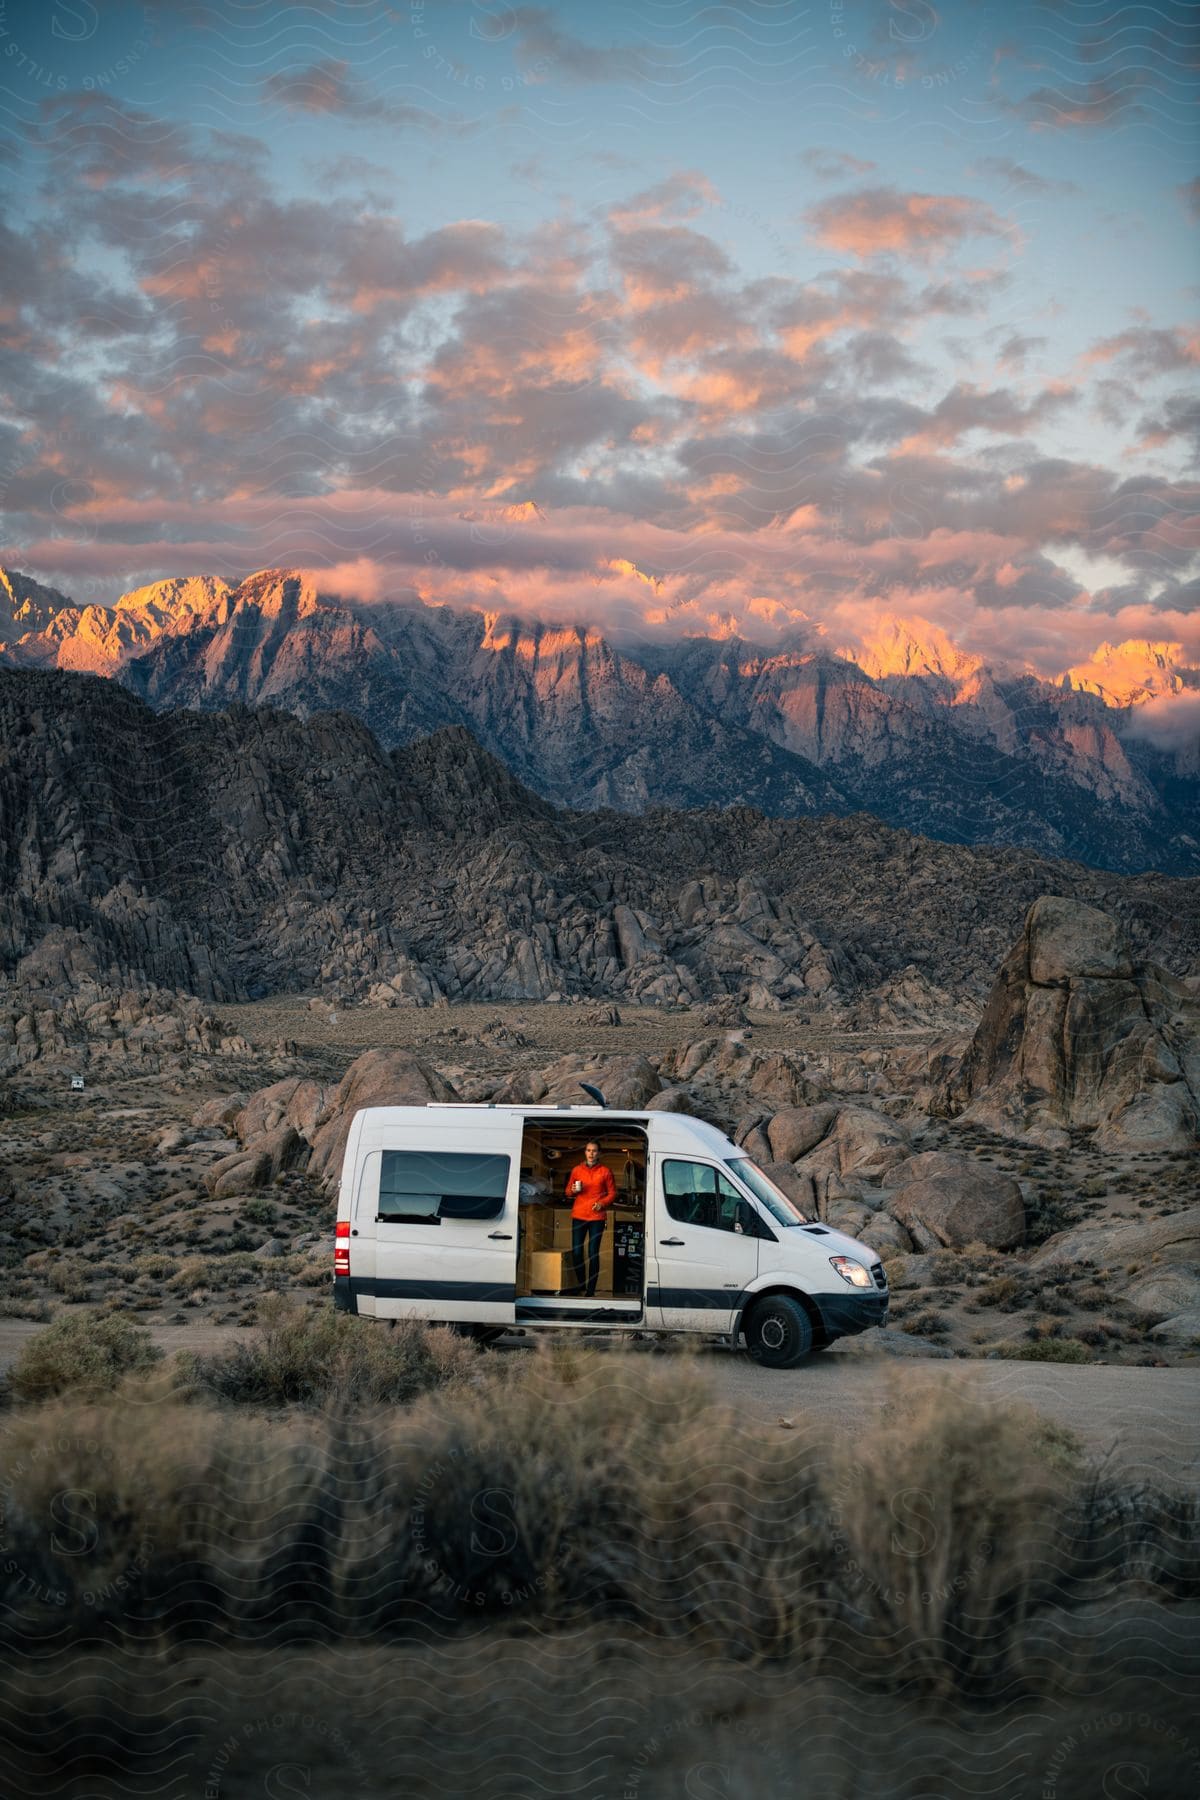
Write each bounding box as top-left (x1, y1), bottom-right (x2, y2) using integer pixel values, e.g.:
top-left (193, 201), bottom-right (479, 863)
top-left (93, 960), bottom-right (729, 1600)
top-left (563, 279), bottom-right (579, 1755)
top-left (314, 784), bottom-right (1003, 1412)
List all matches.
top-left (744, 1295), bottom-right (813, 1369)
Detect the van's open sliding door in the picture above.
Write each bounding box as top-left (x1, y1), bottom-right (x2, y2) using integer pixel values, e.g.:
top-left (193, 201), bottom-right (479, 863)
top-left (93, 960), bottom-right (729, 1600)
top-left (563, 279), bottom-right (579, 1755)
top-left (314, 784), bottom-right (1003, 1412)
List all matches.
top-left (359, 1116), bottom-right (523, 1325)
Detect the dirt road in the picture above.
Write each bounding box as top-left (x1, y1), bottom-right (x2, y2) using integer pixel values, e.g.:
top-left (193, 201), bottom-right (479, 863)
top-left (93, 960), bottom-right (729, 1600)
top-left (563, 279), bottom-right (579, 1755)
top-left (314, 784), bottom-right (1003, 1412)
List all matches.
top-left (703, 1349), bottom-right (1200, 1480)
top-left (1, 1316), bottom-right (1195, 1480)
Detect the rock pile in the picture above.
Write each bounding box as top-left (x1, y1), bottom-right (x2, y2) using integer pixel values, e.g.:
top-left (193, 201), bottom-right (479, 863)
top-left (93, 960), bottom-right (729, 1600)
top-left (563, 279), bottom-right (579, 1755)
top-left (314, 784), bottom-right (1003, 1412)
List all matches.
top-left (0, 974), bottom-right (248, 1076)
top-left (201, 1049), bottom-right (457, 1197)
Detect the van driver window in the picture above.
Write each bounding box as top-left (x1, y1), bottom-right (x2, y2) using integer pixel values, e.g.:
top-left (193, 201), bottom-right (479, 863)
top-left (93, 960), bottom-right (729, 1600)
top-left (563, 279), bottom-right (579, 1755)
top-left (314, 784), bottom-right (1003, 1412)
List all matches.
top-left (662, 1160), bottom-right (759, 1235)
top-left (378, 1151), bottom-right (510, 1224)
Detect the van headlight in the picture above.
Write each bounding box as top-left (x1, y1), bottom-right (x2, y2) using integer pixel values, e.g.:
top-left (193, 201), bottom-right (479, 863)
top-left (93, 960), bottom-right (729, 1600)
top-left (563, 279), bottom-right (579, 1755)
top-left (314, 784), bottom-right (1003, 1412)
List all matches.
top-left (829, 1255), bottom-right (873, 1289)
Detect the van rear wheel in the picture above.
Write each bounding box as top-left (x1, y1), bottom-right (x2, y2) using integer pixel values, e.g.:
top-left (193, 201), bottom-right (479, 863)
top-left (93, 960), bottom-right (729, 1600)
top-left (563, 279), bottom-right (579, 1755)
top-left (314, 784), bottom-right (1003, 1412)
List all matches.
top-left (744, 1296), bottom-right (813, 1369)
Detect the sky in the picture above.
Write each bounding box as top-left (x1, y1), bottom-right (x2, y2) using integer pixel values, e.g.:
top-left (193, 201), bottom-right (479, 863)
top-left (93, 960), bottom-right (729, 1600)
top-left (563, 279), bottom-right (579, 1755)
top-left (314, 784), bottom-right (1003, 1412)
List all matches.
top-left (0, 0), bottom-right (1197, 674)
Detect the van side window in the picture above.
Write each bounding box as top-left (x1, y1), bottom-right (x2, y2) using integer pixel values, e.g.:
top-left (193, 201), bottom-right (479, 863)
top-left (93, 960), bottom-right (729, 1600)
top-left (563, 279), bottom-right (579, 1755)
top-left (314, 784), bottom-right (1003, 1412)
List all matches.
top-left (662, 1160), bottom-right (763, 1236)
top-left (378, 1151), bottom-right (510, 1224)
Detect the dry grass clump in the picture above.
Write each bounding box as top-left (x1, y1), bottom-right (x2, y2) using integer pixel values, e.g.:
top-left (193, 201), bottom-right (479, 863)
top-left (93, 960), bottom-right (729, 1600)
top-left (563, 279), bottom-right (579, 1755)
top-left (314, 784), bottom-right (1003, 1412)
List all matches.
top-left (0, 1295), bottom-right (52, 1322)
top-left (899, 1308), bottom-right (952, 1337)
top-left (8, 1311), bottom-right (164, 1401)
top-left (994, 1336), bottom-right (1092, 1364)
top-left (45, 1255), bottom-right (93, 1301)
top-left (182, 1295), bottom-right (478, 1407)
top-left (167, 1254), bottom-right (212, 1292)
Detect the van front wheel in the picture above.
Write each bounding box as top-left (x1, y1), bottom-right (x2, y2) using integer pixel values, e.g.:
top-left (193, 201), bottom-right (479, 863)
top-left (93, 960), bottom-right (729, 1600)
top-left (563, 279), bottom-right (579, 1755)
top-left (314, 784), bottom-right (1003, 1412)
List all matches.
top-left (744, 1295), bottom-right (813, 1369)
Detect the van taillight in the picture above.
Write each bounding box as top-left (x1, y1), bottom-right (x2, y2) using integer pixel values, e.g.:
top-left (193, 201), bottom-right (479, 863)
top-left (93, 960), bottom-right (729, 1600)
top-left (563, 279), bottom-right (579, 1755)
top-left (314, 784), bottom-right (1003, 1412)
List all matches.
top-left (334, 1220), bottom-right (351, 1276)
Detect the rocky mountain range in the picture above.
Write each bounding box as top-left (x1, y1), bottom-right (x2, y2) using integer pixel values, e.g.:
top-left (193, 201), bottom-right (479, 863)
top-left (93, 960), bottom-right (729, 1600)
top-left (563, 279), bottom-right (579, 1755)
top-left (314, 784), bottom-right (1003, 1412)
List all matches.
top-left (1, 567), bottom-right (1196, 874)
top-left (2, 669), bottom-right (1197, 1035)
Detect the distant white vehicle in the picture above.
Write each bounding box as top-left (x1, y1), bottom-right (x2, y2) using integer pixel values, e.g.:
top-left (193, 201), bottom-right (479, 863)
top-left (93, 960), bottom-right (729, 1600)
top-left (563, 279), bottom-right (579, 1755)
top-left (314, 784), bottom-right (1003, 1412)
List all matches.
top-left (334, 1104), bottom-right (888, 1367)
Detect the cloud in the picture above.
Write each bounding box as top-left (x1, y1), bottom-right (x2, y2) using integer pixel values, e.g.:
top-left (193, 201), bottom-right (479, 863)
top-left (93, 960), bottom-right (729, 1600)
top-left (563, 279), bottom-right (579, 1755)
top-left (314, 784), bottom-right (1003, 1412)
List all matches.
top-left (1136, 394), bottom-right (1200, 458)
top-left (605, 172), bottom-right (721, 231)
top-left (968, 157), bottom-right (1075, 194)
top-left (995, 333), bottom-right (1048, 373)
top-left (1008, 75), bottom-right (1152, 131)
top-left (800, 149), bottom-right (876, 182)
top-left (261, 58), bottom-right (467, 133)
top-left (897, 382), bottom-right (1077, 453)
top-left (804, 187), bottom-right (1010, 262)
top-left (508, 7), bottom-right (669, 84)
top-left (1082, 325), bottom-right (1200, 379)
top-left (1121, 691), bottom-right (1200, 752)
top-left (1179, 177), bottom-right (1200, 222)
top-left (4, 97), bottom-right (1197, 685)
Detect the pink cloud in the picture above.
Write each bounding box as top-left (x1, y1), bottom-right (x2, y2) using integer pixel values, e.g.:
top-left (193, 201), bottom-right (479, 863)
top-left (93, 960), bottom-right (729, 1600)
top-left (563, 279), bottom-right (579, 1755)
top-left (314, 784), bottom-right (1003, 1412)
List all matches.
top-left (804, 188), bottom-right (1010, 263)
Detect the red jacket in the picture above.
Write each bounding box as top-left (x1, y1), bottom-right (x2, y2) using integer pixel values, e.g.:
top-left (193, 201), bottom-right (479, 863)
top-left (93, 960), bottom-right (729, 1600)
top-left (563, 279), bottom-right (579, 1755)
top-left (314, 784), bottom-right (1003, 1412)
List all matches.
top-left (565, 1161), bottom-right (617, 1221)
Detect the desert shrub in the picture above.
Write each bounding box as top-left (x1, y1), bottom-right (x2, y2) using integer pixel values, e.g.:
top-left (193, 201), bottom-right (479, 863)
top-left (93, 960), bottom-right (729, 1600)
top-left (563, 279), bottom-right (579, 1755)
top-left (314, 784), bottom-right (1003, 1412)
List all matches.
top-left (132, 1253), bottom-right (177, 1280)
top-left (294, 1254), bottom-right (332, 1288)
top-left (900, 1309), bottom-right (950, 1337)
top-left (995, 1337), bottom-right (1092, 1364)
top-left (1074, 1321), bottom-right (1127, 1347)
top-left (167, 1255), bottom-right (212, 1292)
top-left (238, 1198), bottom-right (277, 1226)
top-left (184, 1296), bottom-right (476, 1406)
top-left (1072, 1283), bottom-right (1110, 1310)
top-left (9, 1311), bottom-right (164, 1401)
top-left (1023, 1189), bottom-right (1078, 1245)
top-left (1, 1356), bottom-right (1085, 1669)
top-left (976, 1275), bottom-right (1026, 1310)
top-left (46, 1256), bottom-right (92, 1301)
top-left (0, 1297), bottom-right (52, 1322)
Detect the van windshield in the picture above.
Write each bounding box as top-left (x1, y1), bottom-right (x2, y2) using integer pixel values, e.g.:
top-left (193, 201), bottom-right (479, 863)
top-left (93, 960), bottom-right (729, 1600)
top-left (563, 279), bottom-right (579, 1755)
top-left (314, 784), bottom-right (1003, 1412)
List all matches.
top-left (725, 1157), bottom-right (808, 1226)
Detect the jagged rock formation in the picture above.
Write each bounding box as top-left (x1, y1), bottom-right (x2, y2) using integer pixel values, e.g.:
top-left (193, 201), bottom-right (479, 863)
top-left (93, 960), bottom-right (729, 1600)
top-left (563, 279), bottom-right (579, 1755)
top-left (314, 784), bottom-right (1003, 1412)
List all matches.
top-left (0, 974), bottom-right (248, 1077)
top-left (933, 897), bottom-right (1200, 1150)
top-left (2, 568), bottom-right (1196, 872)
top-left (2, 671), bottom-right (1198, 1019)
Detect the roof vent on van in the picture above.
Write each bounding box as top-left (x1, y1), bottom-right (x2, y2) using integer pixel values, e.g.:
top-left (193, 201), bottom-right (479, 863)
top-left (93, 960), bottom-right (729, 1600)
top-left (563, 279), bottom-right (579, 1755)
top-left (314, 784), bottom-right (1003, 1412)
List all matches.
top-left (801, 1225), bottom-right (831, 1236)
top-left (579, 1082), bottom-right (607, 1108)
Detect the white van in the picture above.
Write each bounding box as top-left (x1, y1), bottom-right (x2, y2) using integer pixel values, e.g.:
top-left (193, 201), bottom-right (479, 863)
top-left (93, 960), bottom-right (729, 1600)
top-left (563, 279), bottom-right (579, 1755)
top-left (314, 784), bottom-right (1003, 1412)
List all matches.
top-left (333, 1104), bottom-right (888, 1368)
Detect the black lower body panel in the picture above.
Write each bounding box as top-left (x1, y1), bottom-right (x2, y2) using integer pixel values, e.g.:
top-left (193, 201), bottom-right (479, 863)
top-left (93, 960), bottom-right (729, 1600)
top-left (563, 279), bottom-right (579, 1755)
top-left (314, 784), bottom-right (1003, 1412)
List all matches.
top-left (812, 1290), bottom-right (889, 1338)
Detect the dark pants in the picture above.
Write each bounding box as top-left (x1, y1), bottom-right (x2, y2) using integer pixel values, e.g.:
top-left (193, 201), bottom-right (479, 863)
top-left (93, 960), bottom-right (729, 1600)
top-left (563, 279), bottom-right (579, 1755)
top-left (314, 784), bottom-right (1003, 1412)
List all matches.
top-left (571, 1219), bottom-right (605, 1296)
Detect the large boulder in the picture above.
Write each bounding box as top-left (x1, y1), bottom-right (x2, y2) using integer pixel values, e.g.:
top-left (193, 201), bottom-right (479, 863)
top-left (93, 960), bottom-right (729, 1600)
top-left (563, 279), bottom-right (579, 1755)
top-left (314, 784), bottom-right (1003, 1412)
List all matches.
top-left (855, 1213), bottom-right (915, 1256)
top-left (933, 896), bottom-right (1200, 1150)
top-left (746, 1052), bottom-right (819, 1107)
top-left (887, 1151), bottom-right (1025, 1251)
top-left (645, 1085), bottom-right (726, 1128)
top-left (307, 1049), bottom-right (458, 1184)
top-left (234, 1076), bottom-right (330, 1146)
top-left (534, 1052), bottom-right (663, 1110)
top-left (1123, 1268), bottom-right (1200, 1325)
top-left (192, 1092), bottom-right (249, 1130)
top-left (791, 1106), bottom-right (911, 1182)
top-left (1033, 1206), bottom-right (1200, 1272)
top-left (1149, 1312), bottom-right (1200, 1347)
top-left (766, 1104), bottom-right (837, 1164)
top-left (757, 1160), bottom-right (815, 1214)
top-left (1027, 897), bottom-right (1135, 984)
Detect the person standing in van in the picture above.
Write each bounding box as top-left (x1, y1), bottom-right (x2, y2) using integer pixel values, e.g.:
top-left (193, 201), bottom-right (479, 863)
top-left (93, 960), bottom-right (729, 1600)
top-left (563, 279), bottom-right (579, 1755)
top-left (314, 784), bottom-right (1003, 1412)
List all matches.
top-left (565, 1141), bottom-right (617, 1297)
